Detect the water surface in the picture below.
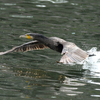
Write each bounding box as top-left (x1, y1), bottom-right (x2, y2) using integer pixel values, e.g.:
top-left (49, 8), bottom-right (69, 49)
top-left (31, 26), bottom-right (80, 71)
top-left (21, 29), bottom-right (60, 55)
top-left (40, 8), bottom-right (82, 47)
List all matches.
top-left (0, 0), bottom-right (100, 100)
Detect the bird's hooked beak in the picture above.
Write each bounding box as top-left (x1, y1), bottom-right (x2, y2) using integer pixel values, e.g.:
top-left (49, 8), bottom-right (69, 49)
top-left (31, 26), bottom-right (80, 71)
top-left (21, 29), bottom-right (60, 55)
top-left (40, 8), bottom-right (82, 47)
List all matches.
top-left (19, 34), bottom-right (33, 39)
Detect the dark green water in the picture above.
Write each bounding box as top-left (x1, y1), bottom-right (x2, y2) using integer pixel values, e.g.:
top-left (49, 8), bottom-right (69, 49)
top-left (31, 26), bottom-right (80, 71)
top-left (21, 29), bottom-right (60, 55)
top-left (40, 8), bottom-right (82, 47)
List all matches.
top-left (0, 0), bottom-right (100, 100)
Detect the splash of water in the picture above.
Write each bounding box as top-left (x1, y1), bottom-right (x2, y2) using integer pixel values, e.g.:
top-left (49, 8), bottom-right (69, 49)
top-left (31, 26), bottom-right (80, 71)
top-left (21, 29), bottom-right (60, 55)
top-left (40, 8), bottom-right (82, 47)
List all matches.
top-left (83, 47), bottom-right (100, 74)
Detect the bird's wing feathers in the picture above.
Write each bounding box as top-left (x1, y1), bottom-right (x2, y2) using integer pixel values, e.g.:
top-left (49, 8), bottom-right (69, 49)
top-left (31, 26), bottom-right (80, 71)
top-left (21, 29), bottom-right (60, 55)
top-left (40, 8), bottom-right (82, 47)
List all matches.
top-left (0, 40), bottom-right (48, 55)
top-left (60, 42), bottom-right (88, 64)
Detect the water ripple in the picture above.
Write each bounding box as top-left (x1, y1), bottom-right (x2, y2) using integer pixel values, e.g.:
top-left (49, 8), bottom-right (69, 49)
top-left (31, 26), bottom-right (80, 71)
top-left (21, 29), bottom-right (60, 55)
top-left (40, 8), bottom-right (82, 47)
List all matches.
top-left (39, 0), bottom-right (68, 3)
top-left (3, 3), bottom-right (16, 6)
top-left (36, 5), bottom-right (46, 7)
top-left (91, 95), bottom-right (100, 97)
top-left (10, 15), bottom-right (33, 18)
top-left (0, 8), bottom-right (6, 10)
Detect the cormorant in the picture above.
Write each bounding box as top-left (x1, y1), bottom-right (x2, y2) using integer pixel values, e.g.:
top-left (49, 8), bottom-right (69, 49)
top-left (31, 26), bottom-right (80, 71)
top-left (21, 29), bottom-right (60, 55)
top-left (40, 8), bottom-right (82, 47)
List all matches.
top-left (0, 33), bottom-right (89, 64)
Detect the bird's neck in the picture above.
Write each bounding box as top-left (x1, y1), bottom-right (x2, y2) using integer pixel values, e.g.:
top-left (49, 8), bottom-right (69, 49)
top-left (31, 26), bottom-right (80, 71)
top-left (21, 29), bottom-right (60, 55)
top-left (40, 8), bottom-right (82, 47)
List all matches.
top-left (35, 35), bottom-right (52, 46)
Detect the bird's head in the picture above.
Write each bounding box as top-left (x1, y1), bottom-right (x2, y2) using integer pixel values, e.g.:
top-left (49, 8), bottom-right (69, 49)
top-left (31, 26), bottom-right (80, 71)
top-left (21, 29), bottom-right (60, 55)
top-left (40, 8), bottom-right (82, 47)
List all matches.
top-left (19, 33), bottom-right (39, 40)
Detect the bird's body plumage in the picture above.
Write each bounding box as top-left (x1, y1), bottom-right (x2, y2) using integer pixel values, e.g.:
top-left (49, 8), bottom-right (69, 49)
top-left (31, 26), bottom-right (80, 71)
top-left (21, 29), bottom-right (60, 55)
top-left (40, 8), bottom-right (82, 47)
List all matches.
top-left (0, 33), bottom-right (89, 64)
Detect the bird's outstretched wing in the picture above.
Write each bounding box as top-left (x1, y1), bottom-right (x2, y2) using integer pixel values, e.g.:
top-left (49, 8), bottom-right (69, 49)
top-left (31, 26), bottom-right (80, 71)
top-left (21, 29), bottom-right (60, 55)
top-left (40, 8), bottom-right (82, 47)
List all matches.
top-left (59, 42), bottom-right (88, 64)
top-left (0, 40), bottom-right (48, 55)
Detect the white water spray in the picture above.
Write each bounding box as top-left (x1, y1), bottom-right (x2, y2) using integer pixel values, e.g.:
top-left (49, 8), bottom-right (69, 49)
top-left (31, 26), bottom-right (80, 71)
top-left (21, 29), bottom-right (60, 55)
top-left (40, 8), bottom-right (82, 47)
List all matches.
top-left (83, 47), bottom-right (100, 76)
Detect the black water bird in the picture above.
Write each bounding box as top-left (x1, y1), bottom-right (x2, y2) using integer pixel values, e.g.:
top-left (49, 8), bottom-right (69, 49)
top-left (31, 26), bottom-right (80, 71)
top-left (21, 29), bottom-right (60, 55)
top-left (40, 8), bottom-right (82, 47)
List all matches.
top-left (0, 33), bottom-right (89, 64)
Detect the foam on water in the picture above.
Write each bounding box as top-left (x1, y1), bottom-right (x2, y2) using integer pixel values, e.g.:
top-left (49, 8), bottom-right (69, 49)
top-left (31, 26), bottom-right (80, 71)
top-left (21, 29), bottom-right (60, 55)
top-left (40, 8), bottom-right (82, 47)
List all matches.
top-left (83, 47), bottom-right (100, 74)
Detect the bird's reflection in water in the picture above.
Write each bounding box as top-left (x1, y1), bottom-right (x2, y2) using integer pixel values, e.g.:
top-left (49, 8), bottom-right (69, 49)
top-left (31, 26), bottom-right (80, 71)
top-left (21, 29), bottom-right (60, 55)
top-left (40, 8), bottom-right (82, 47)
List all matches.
top-left (13, 67), bottom-right (85, 97)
